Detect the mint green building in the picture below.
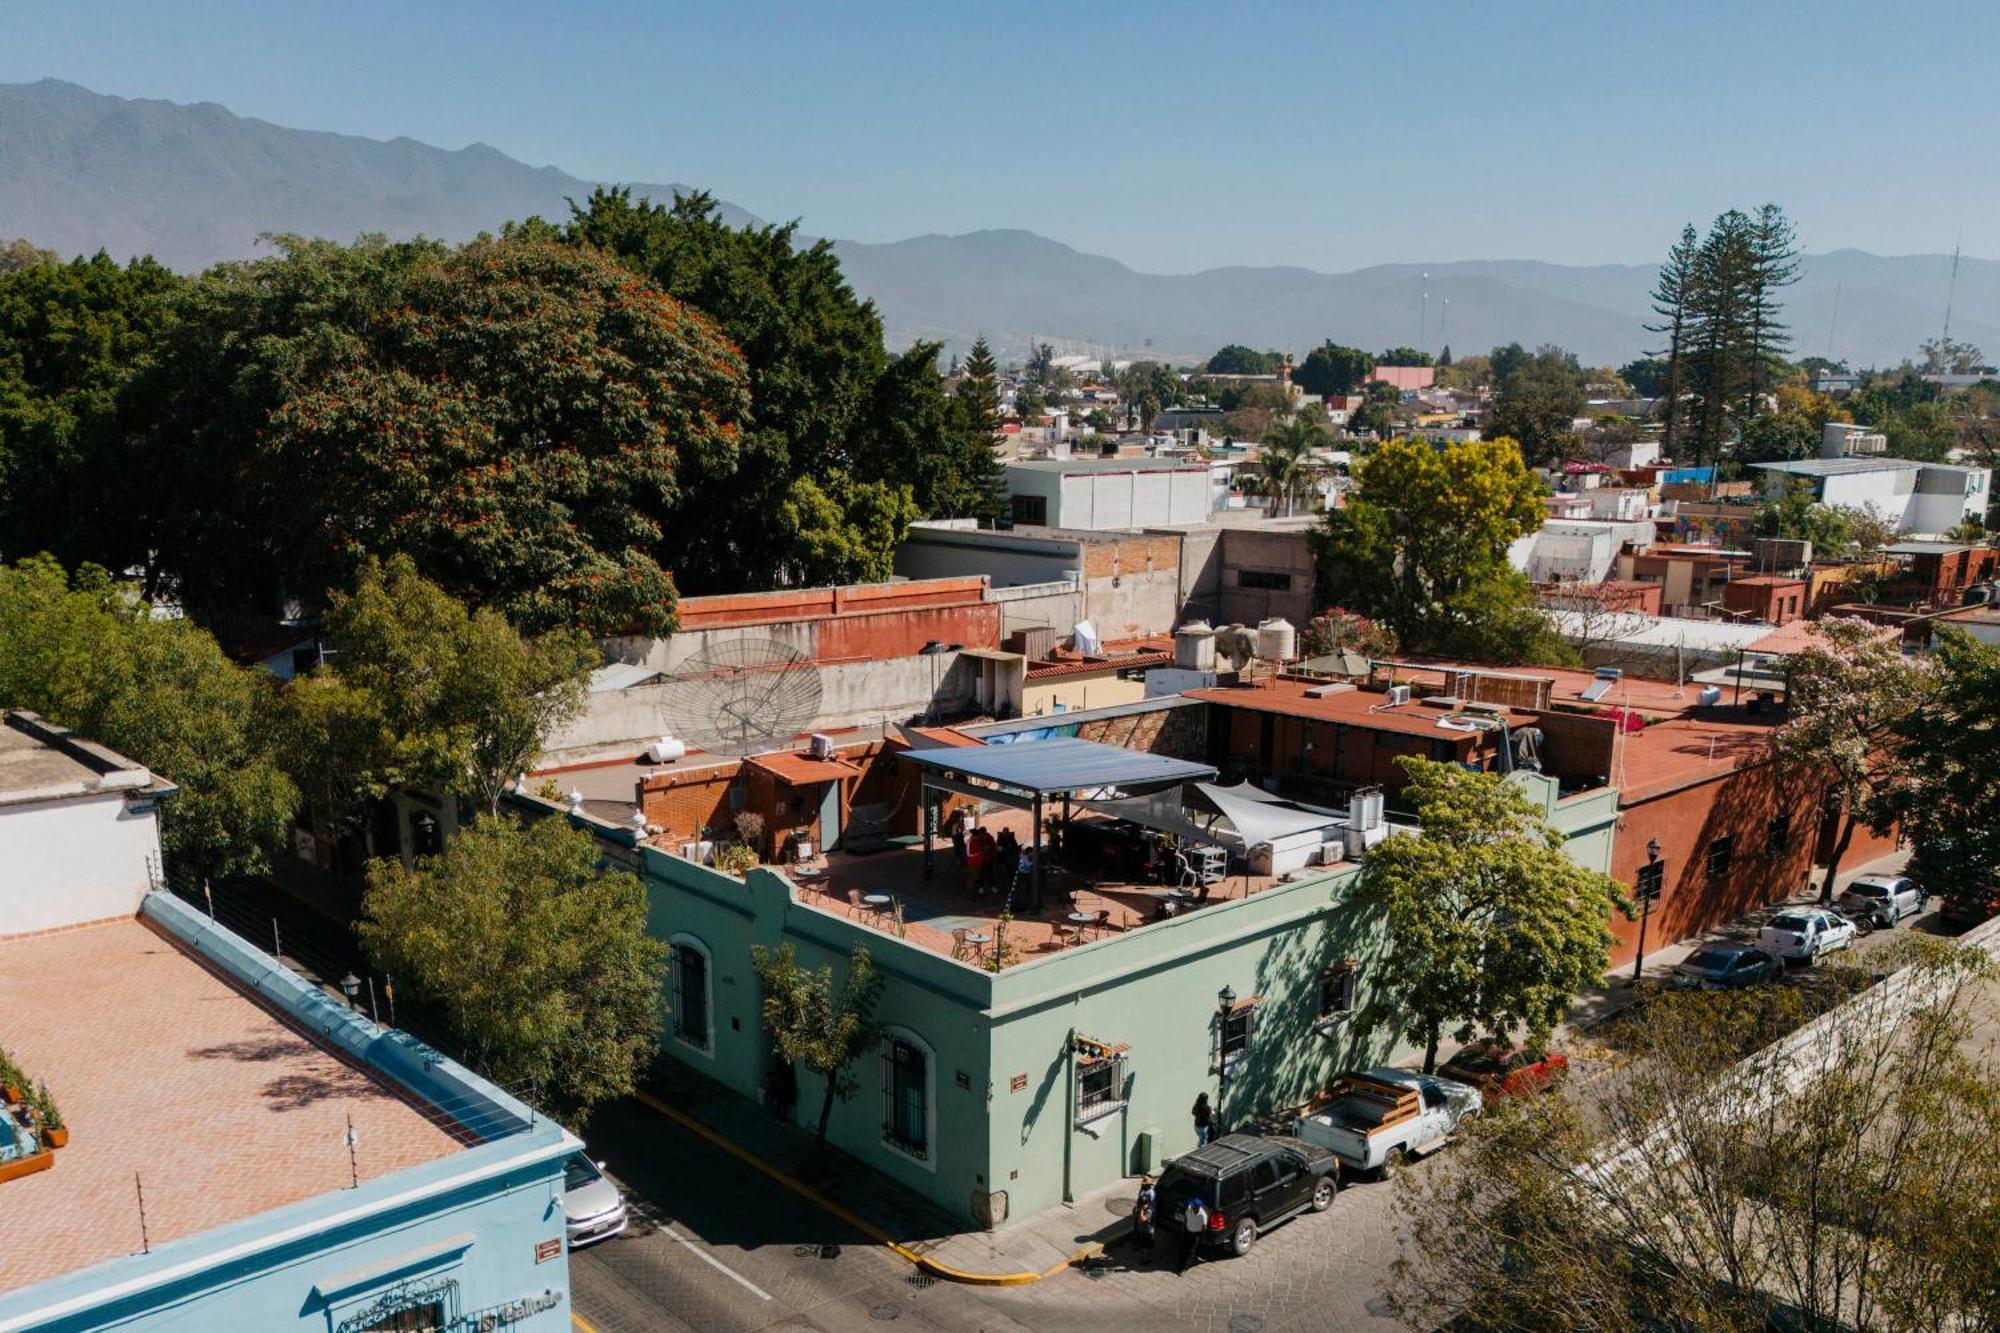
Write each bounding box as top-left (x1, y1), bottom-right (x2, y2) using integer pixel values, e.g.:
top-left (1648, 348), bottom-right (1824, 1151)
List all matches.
top-left (527, 766), bottom-right (1617, 1230)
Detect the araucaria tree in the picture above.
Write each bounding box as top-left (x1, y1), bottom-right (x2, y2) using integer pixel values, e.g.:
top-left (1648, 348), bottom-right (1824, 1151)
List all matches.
top-left (359, 815), bottom-right (665, 1122)
top-left (1313, 436), bottom-right (1571, 664)
top-left (1645, 224), bottom-right (1700, 457)
top-left (751, 942), bottom-right (883, 1156)
top-left (1769, 619), bottom-right (1934, 903)
top-left (1359, 758), bottom-right (1630, 1072)
top-left (1662, 203), bottom-right (1802, 467)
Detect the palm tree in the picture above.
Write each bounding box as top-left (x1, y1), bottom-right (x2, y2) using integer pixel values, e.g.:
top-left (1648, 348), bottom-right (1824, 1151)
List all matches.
top-left (1255, 416), bottom-right (1329, 516)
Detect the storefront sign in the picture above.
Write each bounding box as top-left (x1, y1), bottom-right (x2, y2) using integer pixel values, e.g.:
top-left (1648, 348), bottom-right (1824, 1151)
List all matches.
top-left (534, 1238), bottom-right (561, 1264)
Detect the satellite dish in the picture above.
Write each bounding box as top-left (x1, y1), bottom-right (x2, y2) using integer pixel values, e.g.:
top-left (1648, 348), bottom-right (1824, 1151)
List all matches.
top-left (657, 635), bottom-right (823, 757)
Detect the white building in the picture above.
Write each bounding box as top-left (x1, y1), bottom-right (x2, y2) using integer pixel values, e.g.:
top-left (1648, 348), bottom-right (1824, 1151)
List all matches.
top-left (1750, 458), bottom-right (1990, 536)
top-left (1508, 519), bottom-right (1656, 584)
top-left (0, 710), bottom-right (168, 934)
top-left (1004, 456), bottom-right (1212, 529)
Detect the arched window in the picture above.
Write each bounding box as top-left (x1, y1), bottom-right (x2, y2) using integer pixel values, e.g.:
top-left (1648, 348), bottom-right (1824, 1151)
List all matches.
top-left (669, 935), bottom-right (713, 1056)
top-left (878, 1027), bottom-right (936, 1169)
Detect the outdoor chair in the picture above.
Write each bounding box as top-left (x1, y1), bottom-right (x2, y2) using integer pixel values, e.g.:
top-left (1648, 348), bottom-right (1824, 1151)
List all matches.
top-left (846, 887), bottom-right (864, 918)
top-left (950, 927), bottom-right (972, 961)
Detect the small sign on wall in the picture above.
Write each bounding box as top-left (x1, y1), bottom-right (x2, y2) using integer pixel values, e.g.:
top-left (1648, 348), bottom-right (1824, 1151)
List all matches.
top-left (1010, 1073), bottom-right (1028, 1093)
top-left (535, 1238), bottom-right (562, 1264)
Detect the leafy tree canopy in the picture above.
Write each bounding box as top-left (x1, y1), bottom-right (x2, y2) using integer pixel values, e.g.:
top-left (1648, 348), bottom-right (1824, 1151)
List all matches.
top-left (1489, 344), bottom-right (1586, 467)
top-left (146, 233), bottom-right (748, 634)
top-left (1315, 437), bottom-right (1568, 664)
top-left (273, 555), bottom-right (596, 843)
top-left (1205, 344), bottom-right (1284, 375)
top-left (1618, 356), bottom-right (1671, 398)
top-left (0, 555), bottom-right (296, 881)
top-left (359, 814), bottom-right (664, 1121)
top-left (1360, 757), bottom-right (1629, 1070)
top-left (1375, 346), bottom-right (1435, 368)
top-left (1293, 342), bottom-right (1374, 397)
top-left (0, 252), bottom-right (183, 572)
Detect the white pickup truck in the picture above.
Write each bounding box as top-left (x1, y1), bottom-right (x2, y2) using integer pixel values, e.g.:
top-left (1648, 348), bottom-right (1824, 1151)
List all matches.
top-left (1295, 1068), bottom-right (1482, 1178)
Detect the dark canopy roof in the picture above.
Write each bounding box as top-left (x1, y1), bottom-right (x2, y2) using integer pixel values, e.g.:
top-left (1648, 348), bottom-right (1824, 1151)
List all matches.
top-left (899, 735), bottom-right (1216, 795)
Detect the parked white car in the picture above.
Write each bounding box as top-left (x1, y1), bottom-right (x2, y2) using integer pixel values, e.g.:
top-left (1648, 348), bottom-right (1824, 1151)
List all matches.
top-left (563, 1152), bottom-right (628, 1247)
top-left (1837, 875), bottom-right (1927, 929)
top-left (1294, 1068), bottom-right (1481, 1178)
top-left (1757, 906), bottom-right (1857, 963)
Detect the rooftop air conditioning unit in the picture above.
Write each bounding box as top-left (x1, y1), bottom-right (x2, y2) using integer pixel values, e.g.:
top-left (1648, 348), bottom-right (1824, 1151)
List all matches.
top-left (1385, 685), bottom-right (1412, 706)
top-left (807, 733), bottom-right (835, 760)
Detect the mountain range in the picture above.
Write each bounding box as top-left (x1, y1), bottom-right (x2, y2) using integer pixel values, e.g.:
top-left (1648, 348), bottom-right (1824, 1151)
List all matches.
top-left (4, 78), bottom-right (1995, 370)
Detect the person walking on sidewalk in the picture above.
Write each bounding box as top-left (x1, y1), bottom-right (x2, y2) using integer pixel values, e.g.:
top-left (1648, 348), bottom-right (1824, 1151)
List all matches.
top-left (1177, 1194), bottom-right (1209, 1273)
top-left (1132, 1175), bottom-right (1157, 1256)
top-left (1191, 1092), bottom-right (1213, 1145)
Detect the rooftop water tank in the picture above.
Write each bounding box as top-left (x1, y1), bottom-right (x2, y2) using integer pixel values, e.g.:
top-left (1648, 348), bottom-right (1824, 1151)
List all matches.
top-left (1175, 621), bottom-right (1217, 670)
top-left (1257, 617), bottom-right (1297, 663)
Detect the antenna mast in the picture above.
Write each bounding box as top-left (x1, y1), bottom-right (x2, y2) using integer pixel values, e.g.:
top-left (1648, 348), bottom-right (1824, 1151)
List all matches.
top-left (1942, 228), bottom-right (1964, 348)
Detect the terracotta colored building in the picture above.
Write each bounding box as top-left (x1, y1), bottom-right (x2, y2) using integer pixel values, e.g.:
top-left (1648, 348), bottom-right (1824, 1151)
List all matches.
top-left (1721, 574), bottom-right (1807, 625)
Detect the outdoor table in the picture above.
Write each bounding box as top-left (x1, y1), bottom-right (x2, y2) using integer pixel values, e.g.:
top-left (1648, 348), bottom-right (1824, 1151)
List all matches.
top-left (862, 893), bottom-right (893, 914)
top-left (964, 930), bottom-right (992, 960)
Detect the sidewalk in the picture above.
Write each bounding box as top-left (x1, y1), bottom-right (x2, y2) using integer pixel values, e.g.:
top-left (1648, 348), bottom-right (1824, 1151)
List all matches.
top-left (1562, 845), bottom-right (1915, 1036)
top-left (638, 1058), bottom-right (1128, 1283)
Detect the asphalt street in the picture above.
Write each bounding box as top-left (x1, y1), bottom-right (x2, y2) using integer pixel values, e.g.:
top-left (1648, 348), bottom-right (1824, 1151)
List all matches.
top-left (568, 1093), bottom-right (1414, 1333)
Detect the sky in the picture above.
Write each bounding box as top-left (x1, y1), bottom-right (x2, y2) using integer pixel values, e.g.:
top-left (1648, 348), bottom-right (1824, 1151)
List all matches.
top-left (6, 0), bottom-right (1999, 274)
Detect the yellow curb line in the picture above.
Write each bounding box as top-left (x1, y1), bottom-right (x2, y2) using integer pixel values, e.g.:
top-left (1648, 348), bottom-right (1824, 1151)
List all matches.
top-left (633, 1089), bottom-right (1097, 1286)
top-left (571, 1312), bottom-right (601, 1332)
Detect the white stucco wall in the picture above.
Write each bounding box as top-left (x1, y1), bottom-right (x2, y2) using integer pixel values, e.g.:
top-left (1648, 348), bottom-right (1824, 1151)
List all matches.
top-left (0, 790), bottom-right (160, 933)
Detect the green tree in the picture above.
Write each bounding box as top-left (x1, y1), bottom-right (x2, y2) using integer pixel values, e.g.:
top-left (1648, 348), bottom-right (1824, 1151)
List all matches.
top-left (1254, 415), bottom-right (1328, 515)
top-left (954, 336), bottom-right (1009, 523)
top-left (0, 252), bottom-right (183, 572)
top-left (1375, 346), bottom-right (1435, 368)
top-left (1489, 342), bottom-right (1531, 385)
top-left (1489, 345), bottom-right (1586, 467)
top-left (1313, 437), bottom-right (1567, 663)
top-left (560, 188), bottom-right (968, 592)
top-left (1886, 629), bottom-right (2000, 914)
top-left (1753, 480), bottom-right (1854, 554)
top-left (0, 555), bottom-right (295, 882)
top-left (1643, 222), bottom-right (1700, 455)
top-left (147, 233), bottom-right (748, 633)
top-left (1617, 356), bottom-right (1672, 399)
top-left (1205, 344), bottom-right (1282, 375)
top-left (1770, 619), bottom-right (1936, 903)
top-left (1360, 758), bottom-right (1629, 1071)
top-left (359, 815), bottom-right (664, 1121)
top-left (275, 555), bottom-right (596, 841)
top-left (775, 470), bottom-right (920, 587)
top-left (1294, 342), bottom-right (1374, 396)
top-left (851, 340), bottom-right (996, 524)
top-left (752, 941), bottom-right (883, 1155)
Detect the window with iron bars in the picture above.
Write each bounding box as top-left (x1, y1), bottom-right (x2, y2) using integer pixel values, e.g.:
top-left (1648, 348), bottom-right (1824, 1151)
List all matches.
top-left (1075, 1053), bottom-right (1128, 1124)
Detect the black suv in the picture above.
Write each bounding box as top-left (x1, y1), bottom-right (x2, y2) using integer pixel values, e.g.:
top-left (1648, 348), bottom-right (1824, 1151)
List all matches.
top-left (1155, 1133), bottom-right (1338, 1257)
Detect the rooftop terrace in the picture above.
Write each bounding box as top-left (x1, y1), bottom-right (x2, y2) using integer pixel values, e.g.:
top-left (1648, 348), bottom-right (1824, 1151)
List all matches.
top-left (0, 917), bottom-right (459, 1294)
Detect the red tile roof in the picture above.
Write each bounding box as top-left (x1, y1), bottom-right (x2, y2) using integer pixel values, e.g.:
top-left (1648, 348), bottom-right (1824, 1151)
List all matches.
top-left (1186, 679), bottom-right (1534, 739)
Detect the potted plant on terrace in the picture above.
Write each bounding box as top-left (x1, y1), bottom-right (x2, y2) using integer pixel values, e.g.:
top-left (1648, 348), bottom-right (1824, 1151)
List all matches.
top-left (0, 1049), bottom-right (22, 1106)
top-left (33, 1082), bottom-right (65, 1149)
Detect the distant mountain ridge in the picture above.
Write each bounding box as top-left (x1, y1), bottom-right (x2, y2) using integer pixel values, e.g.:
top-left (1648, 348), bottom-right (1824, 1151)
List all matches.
top-left (4, 79), bottom-right (1994, 369)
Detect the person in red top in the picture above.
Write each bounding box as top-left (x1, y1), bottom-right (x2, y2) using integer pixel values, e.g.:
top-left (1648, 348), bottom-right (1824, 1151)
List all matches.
top-left (966, 826), bottom-right (998, 895)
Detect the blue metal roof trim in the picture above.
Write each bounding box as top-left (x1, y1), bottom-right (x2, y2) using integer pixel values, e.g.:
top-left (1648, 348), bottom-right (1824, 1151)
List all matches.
top-left (900, 735), bottom-right (1217, 793)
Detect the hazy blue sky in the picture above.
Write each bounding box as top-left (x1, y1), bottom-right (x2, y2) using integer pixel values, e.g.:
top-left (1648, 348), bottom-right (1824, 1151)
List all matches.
top-left (7, 0), bottom-right (1998, 272)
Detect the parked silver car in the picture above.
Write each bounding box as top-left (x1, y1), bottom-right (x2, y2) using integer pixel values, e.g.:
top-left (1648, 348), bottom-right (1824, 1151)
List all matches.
top-left (1837, 875), bottom-right (1926, 929)
top-left (564, 1152), bottom-right (628, 1247)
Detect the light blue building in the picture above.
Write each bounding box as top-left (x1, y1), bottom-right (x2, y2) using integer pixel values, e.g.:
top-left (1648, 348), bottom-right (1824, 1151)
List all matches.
top-left (0, 893), bottom-right (579, 1333)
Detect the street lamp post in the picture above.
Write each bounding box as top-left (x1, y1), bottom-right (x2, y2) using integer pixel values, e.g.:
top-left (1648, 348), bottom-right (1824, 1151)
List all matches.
top-left (1632, 838), bottom-right (1663, 986)
top-left (1216, 983), bottom-right (1237, 1135)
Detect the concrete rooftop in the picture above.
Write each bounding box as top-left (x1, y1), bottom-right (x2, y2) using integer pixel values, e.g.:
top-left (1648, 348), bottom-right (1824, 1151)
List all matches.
top-left (0, 918), bottom-right (458, 1294)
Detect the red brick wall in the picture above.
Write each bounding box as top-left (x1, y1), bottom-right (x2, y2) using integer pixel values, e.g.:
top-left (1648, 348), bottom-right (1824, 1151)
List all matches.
top-left (1610, 761), bottom-right (1815, 966)
top-left (639, 767), bottom-right (739, 844)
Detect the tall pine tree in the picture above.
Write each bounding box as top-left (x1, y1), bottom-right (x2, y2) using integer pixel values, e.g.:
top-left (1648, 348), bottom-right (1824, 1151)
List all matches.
top-left (1645, 223), bottom-right (1700, 459)
top-left (956, 336), bottom-right (1009, 525)
top-left (1687, 210), bottom-right (1758, 469)
top-left (1744, 203), bottom-right (1802, 416)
